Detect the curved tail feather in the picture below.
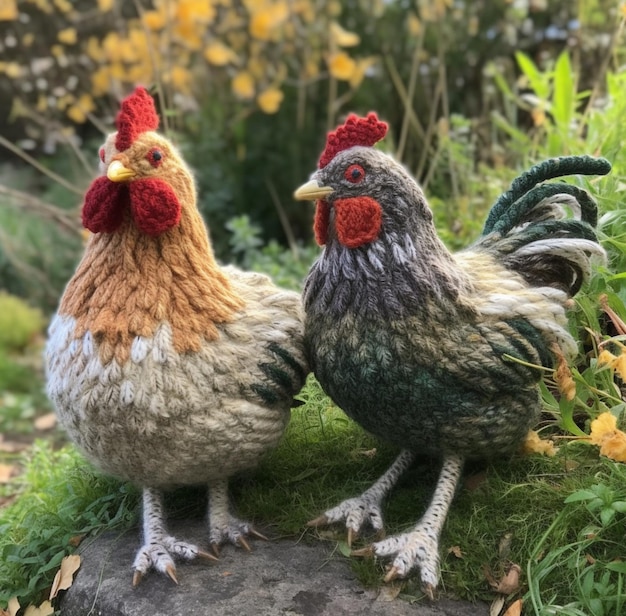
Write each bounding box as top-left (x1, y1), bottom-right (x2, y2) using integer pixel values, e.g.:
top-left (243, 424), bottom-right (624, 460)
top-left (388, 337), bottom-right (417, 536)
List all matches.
top-left (476, 155), bottom-right (611, 297)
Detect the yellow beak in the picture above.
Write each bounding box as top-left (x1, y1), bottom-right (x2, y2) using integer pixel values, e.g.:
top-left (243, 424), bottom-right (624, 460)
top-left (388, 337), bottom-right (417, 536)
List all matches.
top-left (107, 160), bottom-right (136, 182)
top-left (293, 179), bottom-right (334, 201)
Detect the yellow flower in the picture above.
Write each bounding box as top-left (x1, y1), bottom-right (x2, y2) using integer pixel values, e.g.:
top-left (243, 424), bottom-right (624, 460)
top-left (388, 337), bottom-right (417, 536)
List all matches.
top-left (590, 412), bottom-right (618, 445)
top-left (143, 9), bottom-right (166, 31)
top-left (597, 348), bottom-right (626, 381)
top-left (349, 56), bottom-right (376, 89)
top-left (521, 430), bottom-right (557, 457)
top-left (58, 28), bottom-right (77, 45)
top-left (406, 12), bottom-right (421, 36)
top-left (0, 0), bottom-right (18, 21)
top-left (66, 93), bottom-right (95, 124)
top-left (204, 42), bottom-right (238, 66)
top-left (328, 52), bottom-right (356, 81)
top-left (232, 71), bottom-right (255, 99)
top-left (249, 1), bottom-right (288, 41)
top-left (169, 66), bottom-right (192, 93)
top-left (257, 87), bottom-right (283, 114)
top-left (330, 22), bottom-right (360, 47)
top-left (590, 412), bottom-right (626, 462)
top-left (91, 67), bottom-right (111, 96)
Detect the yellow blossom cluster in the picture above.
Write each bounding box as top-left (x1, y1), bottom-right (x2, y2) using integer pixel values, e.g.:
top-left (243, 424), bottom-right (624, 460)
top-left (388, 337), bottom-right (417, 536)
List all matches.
top-left (4, 0), bottom-right (376, 125)
top-left (589, 412), bottom-right (626, 463)
top-left (597, 348), bottom-right (626, 381)
top-left (522, 430), bottom-right (557, 457)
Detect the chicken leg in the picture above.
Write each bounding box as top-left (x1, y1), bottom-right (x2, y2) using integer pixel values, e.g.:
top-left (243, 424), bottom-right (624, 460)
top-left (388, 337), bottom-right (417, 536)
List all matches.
top-left (208, 479), bottom-right (267, 555)
top-left (132, 488), bottom-right (216, 586)
top-left (358, 453), bottom-right (464, 599)
top-left (308, 449), bottom-right (416, 546)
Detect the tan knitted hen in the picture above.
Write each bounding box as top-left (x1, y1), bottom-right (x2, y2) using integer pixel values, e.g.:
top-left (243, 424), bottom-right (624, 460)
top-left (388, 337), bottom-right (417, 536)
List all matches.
top-left (45, 87), bottom-right (308, 585)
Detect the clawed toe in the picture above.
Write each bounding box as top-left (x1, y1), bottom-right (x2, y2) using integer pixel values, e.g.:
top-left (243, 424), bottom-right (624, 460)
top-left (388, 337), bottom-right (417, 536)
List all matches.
top-left (132, 538), bottom-right (216, 586)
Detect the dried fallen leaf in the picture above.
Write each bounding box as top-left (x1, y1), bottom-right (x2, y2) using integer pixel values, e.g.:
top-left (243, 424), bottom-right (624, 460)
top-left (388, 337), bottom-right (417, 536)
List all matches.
top-left (503, 598), bottom-right (523, 616)
top-left (0, 597), bottom-right (20, 616)
top-left (447, 545), bottom-right (463, 558)
top-left (49, 554), bottom-right (81, 600)
top-left (585, 553), bottom-right (596, 565)
top-left (494, 564), bottom-right (521, 595)
top-left (23, 601), bottom-right (54, 616)
top-left (68, 534), bottom-right (86, 548)
top-left (490, 595), bottom-right (505, 616)
top-left (34, 413), bottom-right (57, 431)
top-left (8, 597), bottom-right (19, 616)
top-left (0, 464), bottom-right (16, 483)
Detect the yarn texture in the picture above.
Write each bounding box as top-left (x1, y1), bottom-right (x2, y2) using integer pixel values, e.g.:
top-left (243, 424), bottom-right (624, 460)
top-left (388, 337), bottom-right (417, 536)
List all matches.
top-left (46, 87), bottom-right (308, 582)
top-left (294, 112), bottom-right (611, 595)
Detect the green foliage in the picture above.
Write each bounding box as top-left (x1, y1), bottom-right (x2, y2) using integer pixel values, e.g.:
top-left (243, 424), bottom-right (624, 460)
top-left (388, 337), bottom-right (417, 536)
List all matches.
top-left (527, 462), bottom-right (626, 616)
top-left (0, 443), bottom-right (138, 609)
top-left (0, 292), bottom-right (44, 353)
top-left (225, 214), bottom-right (317, 290)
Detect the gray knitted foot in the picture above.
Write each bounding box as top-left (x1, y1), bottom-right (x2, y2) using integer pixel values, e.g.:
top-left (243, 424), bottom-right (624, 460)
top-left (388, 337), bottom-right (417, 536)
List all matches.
top-left (372, 526), bottom-right (440, 592)
top-left (132, 536), bottom-right (203, 583)
top-left (308, 450), bottom-right (415, 544)
top-left (312, 493), bottom-right (384, 539)
top-left (208, 479), bottom-right (265, 552)
top-left (132, 488), bottom-right (216, 586)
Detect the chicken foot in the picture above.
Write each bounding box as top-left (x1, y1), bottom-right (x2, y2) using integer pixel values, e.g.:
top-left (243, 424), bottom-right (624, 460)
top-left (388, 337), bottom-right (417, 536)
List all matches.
top-left (355, 453), bottom-right (464, 599)
top-left (132, 488), bottom-right (216, 586)
top-left (307, 449), bottom-right (416, 546)
top-left (208, 479), bottom-right (268, 556)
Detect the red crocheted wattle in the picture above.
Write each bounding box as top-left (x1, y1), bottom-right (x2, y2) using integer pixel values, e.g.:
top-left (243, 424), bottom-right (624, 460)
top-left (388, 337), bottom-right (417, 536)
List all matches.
top-left (115, 87), bottom-right (159, 151)
top-left (129, 178), bottom-right (181, 236)
top-left (314, 200), bottom-right (330, 246)
top-left (82, 176), bottom-right (128, 233)
top-left (334, 196), bottom-right (382, 248)
top-left (319, 113), bottom-right (388, 169)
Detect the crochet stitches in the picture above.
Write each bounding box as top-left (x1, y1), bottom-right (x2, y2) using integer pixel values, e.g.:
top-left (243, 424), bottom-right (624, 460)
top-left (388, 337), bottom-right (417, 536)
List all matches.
top-left (294, 114), bottom-right (610, 596)
top-left (318, 112), bottom-right (388, 169)
top-left (115, 85), bottom-right (159, 151)
top-left (47, 87), bottom-right (308, 584)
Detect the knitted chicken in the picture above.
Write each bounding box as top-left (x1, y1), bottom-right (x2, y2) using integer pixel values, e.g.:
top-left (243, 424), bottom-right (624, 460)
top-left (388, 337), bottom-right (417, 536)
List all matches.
top-left (46, 87), bottom-right (308, 585)
top-left (294, 113), bottom-right (610, 597)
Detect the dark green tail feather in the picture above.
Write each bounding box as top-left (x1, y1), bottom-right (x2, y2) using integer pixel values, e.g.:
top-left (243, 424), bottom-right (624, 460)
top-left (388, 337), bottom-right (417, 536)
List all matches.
top-left (250, 343), bottom-right (307, 407)
top-left (483, 155), bottom-right (611, 235)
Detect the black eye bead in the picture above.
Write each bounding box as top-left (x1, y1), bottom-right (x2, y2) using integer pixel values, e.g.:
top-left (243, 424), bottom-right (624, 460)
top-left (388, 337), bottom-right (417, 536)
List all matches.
top-left (147, 149), bottom-right (164, 167)
top-left (344, 164), bottom-right (365, 183)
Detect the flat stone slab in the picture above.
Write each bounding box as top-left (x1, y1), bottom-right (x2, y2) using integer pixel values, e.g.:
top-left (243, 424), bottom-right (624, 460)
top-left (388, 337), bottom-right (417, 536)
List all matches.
top-left (60, 519), bottom-right (489, 616)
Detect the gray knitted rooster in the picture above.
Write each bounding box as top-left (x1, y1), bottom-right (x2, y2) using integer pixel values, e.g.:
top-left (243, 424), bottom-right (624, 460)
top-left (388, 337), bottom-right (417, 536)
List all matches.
top-left (46, 87), bottom-right (308, 585)
top-left (293, 113), bottom-right (610, 597)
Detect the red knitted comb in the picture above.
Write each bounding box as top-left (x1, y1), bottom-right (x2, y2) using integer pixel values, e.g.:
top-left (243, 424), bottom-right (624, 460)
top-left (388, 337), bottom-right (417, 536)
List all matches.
top-left (318, 112), bottom-right (388, 169)
top-left (115, 86), bottom-right (159, 151)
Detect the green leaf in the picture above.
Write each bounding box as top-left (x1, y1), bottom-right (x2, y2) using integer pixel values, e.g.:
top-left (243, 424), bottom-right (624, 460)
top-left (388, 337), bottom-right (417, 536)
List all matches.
top-left (565, 489), bottom-right (600, 503)
top-left (606, 561), bottom-right (626, 574)
top-left (515, 51), bottom-right (549, 100)
top-left (600, 506), bottom-right (616, 527)
top-left (552, 51), bottom-right (574, 130)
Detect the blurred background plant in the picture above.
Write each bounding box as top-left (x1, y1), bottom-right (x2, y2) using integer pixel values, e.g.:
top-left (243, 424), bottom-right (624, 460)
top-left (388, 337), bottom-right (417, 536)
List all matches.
top-left (1, 0), bottom-right (626, 614)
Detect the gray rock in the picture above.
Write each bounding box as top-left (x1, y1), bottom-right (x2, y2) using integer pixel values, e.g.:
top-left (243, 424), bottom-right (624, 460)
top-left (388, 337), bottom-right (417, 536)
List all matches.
top-left (60, 519), bottom-right (489, 616)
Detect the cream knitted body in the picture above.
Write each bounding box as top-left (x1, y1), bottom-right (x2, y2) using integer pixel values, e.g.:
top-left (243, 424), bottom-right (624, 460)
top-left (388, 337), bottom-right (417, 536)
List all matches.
top-left (46, 267), bottom-right (306, 489)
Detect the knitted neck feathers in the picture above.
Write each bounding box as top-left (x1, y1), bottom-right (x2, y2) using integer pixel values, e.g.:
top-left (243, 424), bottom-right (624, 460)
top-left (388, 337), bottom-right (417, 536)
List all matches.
top-left (59, 88), bottom-right (244, 365)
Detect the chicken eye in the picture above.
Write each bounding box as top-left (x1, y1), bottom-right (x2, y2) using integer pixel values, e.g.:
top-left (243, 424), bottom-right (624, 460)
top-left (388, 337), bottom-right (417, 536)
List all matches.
top-left (147, 148), bottom-right (164, 167)
top-left (344, 164), bottom-right (365, 184)
top-left (99, 147), bottom-right (105, 163)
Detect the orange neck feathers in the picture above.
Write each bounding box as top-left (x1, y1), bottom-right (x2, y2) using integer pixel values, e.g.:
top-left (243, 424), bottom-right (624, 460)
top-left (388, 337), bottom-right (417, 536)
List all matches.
top-left (59, 204), bottom-right (244, 365)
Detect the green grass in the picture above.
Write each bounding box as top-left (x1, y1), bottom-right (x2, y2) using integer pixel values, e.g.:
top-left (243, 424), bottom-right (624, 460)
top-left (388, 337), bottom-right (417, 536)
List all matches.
top-left (3, 377), bottom-right (626, 613)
